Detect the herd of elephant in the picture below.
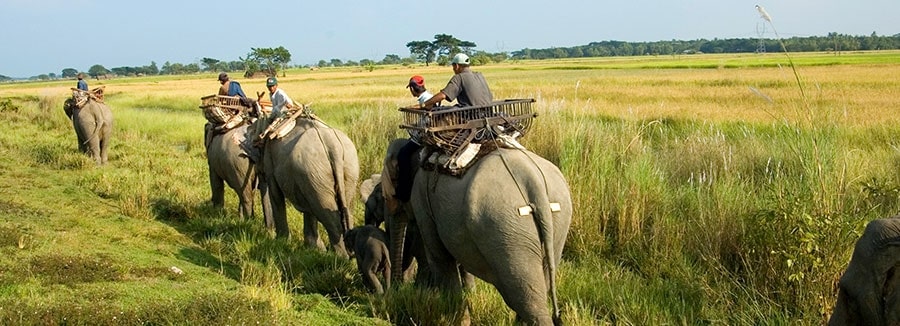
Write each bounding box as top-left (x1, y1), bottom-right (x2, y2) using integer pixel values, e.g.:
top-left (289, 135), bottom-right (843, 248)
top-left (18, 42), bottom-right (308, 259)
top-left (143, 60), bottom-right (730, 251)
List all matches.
top-left (65, 96), bottom-right (897, 325)
top-left (65, 95), bottom-right (572, 325)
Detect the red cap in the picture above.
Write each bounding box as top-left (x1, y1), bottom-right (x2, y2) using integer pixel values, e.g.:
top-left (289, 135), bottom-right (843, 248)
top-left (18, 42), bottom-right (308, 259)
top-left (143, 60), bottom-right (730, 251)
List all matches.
top-left (406, 75), bottom-right (425, 88)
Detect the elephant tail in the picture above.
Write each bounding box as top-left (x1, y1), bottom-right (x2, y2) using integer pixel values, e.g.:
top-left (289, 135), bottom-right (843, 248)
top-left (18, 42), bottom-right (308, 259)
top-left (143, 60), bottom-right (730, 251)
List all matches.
top-left (525, 164), bottom-right (563, 325)
top-left (324, 128), bottom-right (352, 234)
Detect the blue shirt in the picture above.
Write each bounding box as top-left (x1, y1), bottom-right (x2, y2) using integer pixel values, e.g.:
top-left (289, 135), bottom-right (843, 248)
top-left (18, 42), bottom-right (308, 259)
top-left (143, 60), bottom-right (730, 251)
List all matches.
top-left (77, 79), bottom-right (88, 91)
top-left (228, 81), bottom-right (247, 98)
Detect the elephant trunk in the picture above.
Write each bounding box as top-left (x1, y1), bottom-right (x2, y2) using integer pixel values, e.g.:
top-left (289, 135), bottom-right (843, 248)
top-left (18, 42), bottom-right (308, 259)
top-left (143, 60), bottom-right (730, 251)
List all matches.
top-left (386, 188), bottom-right (406, 283)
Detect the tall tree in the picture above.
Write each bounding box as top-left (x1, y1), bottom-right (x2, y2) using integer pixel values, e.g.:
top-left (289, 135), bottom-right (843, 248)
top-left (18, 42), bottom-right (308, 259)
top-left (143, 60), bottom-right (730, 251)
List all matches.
top-left (380, 54), bottom-right (402, 65)
top-left (406, 40), bottom-right (435, 66)
top-left (407, 34), bottom-right (476, 65)
top-left (87, 64), bottom-right (109, 78)
top-left (459, 40), bottom-right (477, 54)
top-left (201, 57), bottom-right (221, 72)
top-left (243, 46), bottom-right (292, 77)
top-left (61, 68), bottom-right (78, 78)
top-left (431, 34), bottom-right (459, 57)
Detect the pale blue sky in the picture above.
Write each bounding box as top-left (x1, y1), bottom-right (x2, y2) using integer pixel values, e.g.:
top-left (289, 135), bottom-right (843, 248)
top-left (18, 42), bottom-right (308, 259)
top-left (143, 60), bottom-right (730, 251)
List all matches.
top-left (1, 0), bottom-right (897, 78)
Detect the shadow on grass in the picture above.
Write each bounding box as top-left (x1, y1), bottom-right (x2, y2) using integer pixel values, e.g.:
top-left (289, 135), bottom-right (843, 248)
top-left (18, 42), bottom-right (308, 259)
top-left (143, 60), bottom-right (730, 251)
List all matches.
top-left (150, 196), bottom-right (366, 303)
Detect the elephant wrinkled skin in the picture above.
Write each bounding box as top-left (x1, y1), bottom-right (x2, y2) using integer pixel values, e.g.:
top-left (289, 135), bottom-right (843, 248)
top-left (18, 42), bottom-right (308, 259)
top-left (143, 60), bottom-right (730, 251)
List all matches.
top-left (830, 216), bottom-right (900, 326)
top-left (259, 117), bottom-right (359, 257)
top-left (206, 123), bottom-right (256, 219)
top-left (345, 225), bottom-right (391, 294)
top-left (387, 138), bottom-right (572, 325)
top-left (65, 98), bottom-right (113, 164)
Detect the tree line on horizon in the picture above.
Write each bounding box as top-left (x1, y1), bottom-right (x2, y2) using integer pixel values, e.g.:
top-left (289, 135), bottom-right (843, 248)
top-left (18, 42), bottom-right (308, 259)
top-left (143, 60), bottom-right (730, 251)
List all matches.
top-left (3, 32), bottom-right (899, 82)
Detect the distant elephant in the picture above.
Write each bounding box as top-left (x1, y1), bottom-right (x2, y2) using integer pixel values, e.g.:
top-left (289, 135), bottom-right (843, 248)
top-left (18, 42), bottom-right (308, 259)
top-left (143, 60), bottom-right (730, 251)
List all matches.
top-left (205, 123), bottom-right (257, 219)
top-left (345, 225), bottom-right (391, 294)
top-left (829, 216), bottom-right (900, 326)
top-left (63, 92), bottom-right (112, 165)
top-left (258, 117), bottom-right (359, 257)
top-left (384, 138), bottom-right (572, 325)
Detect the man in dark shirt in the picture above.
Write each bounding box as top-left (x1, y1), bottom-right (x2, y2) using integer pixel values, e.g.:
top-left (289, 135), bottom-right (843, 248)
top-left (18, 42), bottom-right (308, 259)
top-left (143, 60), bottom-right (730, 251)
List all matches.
top-left (76, 73), bottom-right (88, 91)
top-left (422, 53), bottom-right (493, 109)
top-left (217, 72), bottom-right (248, 98)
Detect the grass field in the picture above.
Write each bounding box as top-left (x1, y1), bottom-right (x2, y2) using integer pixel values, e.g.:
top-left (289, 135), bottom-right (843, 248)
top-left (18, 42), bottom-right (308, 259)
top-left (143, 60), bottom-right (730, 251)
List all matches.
top-left (2, 50), bottom-right (900, 325)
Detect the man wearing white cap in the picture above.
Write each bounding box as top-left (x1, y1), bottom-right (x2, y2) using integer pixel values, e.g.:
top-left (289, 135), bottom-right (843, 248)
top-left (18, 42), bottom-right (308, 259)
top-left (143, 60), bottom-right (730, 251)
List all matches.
top-left (422, 53), bottom-right (493, 109)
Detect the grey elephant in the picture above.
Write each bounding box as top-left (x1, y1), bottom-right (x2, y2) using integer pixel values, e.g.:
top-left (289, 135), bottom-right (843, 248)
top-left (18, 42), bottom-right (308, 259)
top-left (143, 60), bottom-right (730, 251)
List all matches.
top-left (206, 123), bottom-right (257, 219)
top-left (345, 225), bottom-right (391, 294)
top-left (258, 117), bottom-right (359, 257)
top-left (384, 138), bottom-right (572, 325)
top-left (360, 173), bottom-right (430, 284)
top-left (830, 216), bottom-right (900, 326)
top-left (63, 91), bottom-right (113, 165)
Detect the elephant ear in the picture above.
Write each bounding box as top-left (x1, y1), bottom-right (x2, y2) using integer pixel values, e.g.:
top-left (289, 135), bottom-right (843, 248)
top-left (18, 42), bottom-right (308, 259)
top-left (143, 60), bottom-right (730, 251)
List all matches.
top-left (360, 174), bottom-right (381, 201)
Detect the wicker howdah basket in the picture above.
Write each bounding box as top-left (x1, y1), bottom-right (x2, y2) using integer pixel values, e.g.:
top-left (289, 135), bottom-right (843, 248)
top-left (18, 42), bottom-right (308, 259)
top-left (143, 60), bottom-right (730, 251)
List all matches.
top-left (399, 98), bottom-right (537, 156)
top-left (199, 95), bottom-right (245, 124)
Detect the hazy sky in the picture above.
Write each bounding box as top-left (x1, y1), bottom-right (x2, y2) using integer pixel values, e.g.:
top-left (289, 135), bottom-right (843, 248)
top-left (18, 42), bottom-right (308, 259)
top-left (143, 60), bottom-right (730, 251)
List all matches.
top-left (1, 0), bottom-right (897, 78)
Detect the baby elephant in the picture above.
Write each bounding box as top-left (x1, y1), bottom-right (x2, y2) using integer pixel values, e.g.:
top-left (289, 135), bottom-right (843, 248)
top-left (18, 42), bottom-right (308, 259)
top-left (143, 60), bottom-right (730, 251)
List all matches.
top-left (345, 225), bottom-right (391, 294)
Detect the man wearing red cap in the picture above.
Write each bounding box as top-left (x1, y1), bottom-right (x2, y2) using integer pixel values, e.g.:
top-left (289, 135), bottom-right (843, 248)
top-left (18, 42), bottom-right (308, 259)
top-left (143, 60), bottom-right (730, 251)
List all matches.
top-left (406, 75), bottom-right (433, 108)
top-left (395, 75), bottom-right (437, 203)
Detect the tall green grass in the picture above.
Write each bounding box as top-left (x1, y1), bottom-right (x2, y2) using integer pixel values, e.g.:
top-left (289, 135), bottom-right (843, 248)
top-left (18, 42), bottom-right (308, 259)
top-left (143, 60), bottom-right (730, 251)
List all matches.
top-left (2, 52), bottom-right (900, 324)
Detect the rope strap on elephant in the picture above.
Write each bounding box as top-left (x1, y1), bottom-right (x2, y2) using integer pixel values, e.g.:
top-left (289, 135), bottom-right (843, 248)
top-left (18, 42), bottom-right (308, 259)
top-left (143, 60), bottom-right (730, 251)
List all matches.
top-left (399, 99), bottom-right (536, 176)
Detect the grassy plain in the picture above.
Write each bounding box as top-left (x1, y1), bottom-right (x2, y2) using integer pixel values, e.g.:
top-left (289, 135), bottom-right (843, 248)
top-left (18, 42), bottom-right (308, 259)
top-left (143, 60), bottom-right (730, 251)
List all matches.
top-left (1, 50), bottom-right (900, 324)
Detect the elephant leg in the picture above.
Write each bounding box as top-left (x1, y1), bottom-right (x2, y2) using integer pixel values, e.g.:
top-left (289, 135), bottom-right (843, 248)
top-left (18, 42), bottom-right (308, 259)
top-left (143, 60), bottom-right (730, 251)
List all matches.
top-left (88, 135), bottom-right (102, 164)
top-left (74, 122), bottom-right (88, 153)
top-left (269, 182), bottom-right (290, 238)
top-left (415, 211), bottom-right (462, 290)
top-left (99, 134), bottom-right (109, 165)
top-left (209, 169), bottom-right (225, 209)
top-left (237, 184), bottom-right (254, 219)
top-left (405, 219), bottom-right (432, 284)
top-left (258, 176), bottom-right (275, 230)
top-left (313, 210), bottom-right (349, 257)
top-left (302, 213), bottom-right (325, 251)
top-left (238, 169), bottom-right (255, 219)
top-left (459, 265), bottom-right (475, 290)
top-left (489, 255), bottom-right (552, 325)
top-left (360, 258), bottom-right (384, 294)
top-left (324, 216), bottom-right (349, 258)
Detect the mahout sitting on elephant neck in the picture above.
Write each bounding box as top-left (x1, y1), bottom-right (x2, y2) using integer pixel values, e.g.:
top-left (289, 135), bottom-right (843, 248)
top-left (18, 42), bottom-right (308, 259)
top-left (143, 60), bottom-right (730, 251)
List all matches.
top-left (254, 114), bottom-right (360, 258)
top-left (64, 90), bottom-right (113, 165)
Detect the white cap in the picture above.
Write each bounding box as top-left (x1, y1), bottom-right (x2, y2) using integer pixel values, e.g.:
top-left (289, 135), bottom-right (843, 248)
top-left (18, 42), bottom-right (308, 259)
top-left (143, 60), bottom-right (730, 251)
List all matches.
top-left (450, 53), bottom-right (470, 65)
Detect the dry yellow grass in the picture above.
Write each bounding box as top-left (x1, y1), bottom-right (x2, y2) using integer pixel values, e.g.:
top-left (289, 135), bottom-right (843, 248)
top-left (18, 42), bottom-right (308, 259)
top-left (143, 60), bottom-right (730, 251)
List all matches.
top-left (2, 53), bottom-right (897, 127)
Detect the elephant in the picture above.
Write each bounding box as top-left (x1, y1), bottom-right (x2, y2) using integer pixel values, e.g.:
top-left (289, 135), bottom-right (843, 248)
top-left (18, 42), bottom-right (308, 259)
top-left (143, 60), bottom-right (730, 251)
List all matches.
top-left (345, 225), bottom-right (391, 294)
top-left (63, 92), bottom-right (113, 165)
top-left (257, 116), bottom-right (359, 258)
top-left (829, 216), bottom-right (900, 326)
top-left (360, 173), bottom-right (431, 284)
top-left (205, 123), bottom-right (257, 219)
top-left (384, 138), bottom-right (572, 325)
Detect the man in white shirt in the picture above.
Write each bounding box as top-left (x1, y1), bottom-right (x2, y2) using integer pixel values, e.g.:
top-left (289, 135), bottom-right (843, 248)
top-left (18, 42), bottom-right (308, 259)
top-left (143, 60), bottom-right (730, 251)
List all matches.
top-left (266, 77), bottom-right (294, 117)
